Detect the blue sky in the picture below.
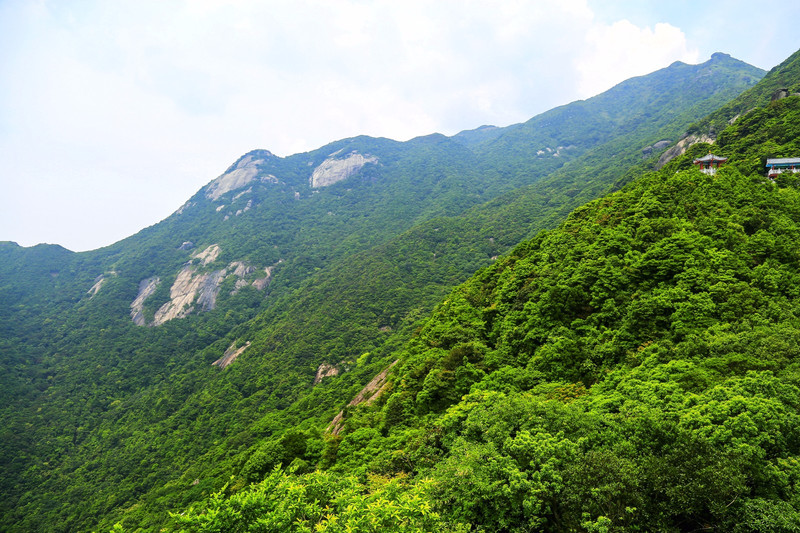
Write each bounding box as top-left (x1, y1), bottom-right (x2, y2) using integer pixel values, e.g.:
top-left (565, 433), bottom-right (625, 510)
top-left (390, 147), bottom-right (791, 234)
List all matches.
top-left (1, 0), bottom-right (798, 252)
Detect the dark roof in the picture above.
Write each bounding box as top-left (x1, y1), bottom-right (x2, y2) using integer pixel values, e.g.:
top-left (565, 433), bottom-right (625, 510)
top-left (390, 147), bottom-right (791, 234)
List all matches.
top-left (693, 153), bottom-right (728, 163)
top-left (766, 157), bottom-right (800, 166)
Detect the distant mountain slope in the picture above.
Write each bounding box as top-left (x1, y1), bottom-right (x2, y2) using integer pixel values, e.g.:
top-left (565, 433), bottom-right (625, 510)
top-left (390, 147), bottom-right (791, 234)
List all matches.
top-left (1, 53), bottom-right (764, 334)
top-left (179, 82), bottom-right (800, 533)
top-left (689, 48), bottom-right (800, 137)
top-left (465, 52), bottom-right (764, 174)
top-left (0, 53), bottom-right (770, 532)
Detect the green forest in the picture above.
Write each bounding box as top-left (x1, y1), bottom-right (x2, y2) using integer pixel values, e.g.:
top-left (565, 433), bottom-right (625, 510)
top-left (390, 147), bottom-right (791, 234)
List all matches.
top-left (169, 94), bottom-right (800, 532)
top-left (2, 49), bottom-right (800, 532)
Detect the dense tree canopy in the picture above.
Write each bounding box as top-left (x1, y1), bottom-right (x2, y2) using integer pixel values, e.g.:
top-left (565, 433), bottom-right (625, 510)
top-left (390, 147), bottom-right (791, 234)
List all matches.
top-left (3, 52), bottom-right (797, 532)
top-left (175, 96), bottom-right (800, 532)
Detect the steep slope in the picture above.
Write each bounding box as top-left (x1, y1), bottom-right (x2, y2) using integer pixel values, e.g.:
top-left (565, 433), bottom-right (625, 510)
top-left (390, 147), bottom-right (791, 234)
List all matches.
top-left (178, 94), bottom-right (800, 533)
top-left (0, 54), bottom-right (767, 532)
top-left (465, 52), bottom-right (763, 174)
top-left (690, 48), bottom-right (800, 138)
top-left (647, 48), bottom-right (800, 168)
top-left (120, 56), bottom-right (775, 527)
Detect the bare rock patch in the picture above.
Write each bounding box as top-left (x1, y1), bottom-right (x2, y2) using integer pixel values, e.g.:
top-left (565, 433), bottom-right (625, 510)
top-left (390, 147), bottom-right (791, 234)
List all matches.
top-left (310, 151), bottom-right (377, 188)
top-left (130, 277), bottom-right (160, 326)
top-left (213, 341), bottom-right (251, 369)
top-left (205, 156), bottom-right (265, 201)
top-left (328, 360), bottom-right (399, 435)
top-left (314, 363), bottom-right (340, 385)
top-left (193, 244), bottom-right (221, 266)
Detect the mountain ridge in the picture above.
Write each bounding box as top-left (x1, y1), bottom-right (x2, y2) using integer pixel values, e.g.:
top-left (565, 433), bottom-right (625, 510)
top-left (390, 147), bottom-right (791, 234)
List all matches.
top-left (0, 52), bottom-right (776, 532)
top-left (176, 56), bottom-right (800, 532)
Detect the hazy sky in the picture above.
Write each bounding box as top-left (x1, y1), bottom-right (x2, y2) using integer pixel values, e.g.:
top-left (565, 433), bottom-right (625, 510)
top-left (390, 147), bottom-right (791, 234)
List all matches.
top-left (2, 0), bottom-right (798, 252)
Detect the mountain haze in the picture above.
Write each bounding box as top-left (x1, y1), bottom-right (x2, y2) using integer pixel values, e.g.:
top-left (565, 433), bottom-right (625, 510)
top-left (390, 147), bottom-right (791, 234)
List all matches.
top-left (0, 53), bottom-right (774, 531)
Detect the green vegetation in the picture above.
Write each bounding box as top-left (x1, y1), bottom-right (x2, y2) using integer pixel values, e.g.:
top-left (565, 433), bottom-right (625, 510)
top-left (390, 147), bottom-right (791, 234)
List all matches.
top-left (689, 50), bottom-right (800, 138)
top-left (1, 51), bottom-right (791, 532)
top-left (176, 95), bottom-right (800, 532)
top-left (471, 51), bottom-right (764, 177)
top-left (174, 470), bottom-right (448, 533)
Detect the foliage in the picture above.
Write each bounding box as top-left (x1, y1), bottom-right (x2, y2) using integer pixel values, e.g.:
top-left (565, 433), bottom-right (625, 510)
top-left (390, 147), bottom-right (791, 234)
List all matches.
top-left (689, 48), bottom-right (800, 137)
top-left (171, 469), bottom-right (454, 533)
top-left (190, 90), bottom-right (800, 531)
top-left (0, 51), bottom-right (780, 532)
top-left (471, 51), bottom-right (764, 178)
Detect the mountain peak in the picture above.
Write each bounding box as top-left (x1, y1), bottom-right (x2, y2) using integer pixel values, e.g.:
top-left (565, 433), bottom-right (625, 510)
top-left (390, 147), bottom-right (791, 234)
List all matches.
top-left (204, 154), bottom-right (266, 201)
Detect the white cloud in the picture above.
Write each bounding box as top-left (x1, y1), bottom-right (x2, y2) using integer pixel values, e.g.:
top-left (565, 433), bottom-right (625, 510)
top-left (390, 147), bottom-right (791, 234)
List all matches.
top-left (575, 19), bottom-right (700, 98)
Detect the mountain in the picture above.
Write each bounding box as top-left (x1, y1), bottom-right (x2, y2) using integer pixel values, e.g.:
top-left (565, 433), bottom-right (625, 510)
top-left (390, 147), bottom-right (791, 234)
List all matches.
top-left (689, 49), bottom-right (800, 138)
top-left (0, 53), bottom-right (769, 531)
top-left (177, 56), bottom-right (800, 532)
top-left (465, 52), bottom-right (763, 174)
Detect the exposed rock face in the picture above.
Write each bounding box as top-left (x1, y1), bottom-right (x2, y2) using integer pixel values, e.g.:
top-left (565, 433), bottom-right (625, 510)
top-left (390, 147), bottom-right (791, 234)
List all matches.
top-left (153, 266), bottom-right (208, 325)
top-left (310, 151), bottom-right (377, 188)
top-left (152, 263), bottom-right (230, 325)
top-left (178, 241), bottom-right (194, 251)
top-left (212, 341), bottom-right (251, 369)
top-left (193, 244), bottom-right (221, 266)
top-left (728, 108), bottom-right (757, 125)
top-left (656, 134), bottom-right (715, 169)
top-left (232, 278), bottom-right (249, 293)
top-left (175, 201), bottom-right (195, 215)
top-left (87, 275), bottom-right (106, 298)
top-left (230, 261), bottom-right (256, 278)
top-left (238, 199), bottom-right (253, 215)
top-left (205, 155), bottom-right (265, 201)
top-left (195, 269), bottom-right (227, 311)
top-left (772, 88), bottom-right (790, 101)
top-left (130, 245), bottom-right (277, 326)
top-left (252, 277), bottom-right (270, 291)
top-left (313, 363), bottom-right (340, 385)
top-left (252, 263), bottom-right (279, 290)
top-left (328, 360), bottom-right (399, 435)
top-left (130, 277), bottom-right (160, 326)
top-left (653, 140), bottom-right (671, 150)
top-left (642, 139), bottom-right (672, 157)
top-left (88, 271), bottom-right (120, 297)
top-left (232, 187), bottom-right (252, 201)
top-left (229, 262), bottom-right (259, 295)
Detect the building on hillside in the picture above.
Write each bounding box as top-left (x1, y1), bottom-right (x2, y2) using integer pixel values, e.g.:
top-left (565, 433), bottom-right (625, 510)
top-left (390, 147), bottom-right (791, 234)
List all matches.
top-left (693, 153), bottom-right (728, 175)
top-left (766, 157), bottom-right (800, 179)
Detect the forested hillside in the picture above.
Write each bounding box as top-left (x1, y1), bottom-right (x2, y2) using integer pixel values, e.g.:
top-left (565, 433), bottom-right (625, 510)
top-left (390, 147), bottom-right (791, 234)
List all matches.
top-left (470, 52), bottom-right (763, 177)
top-left (689, 48), bottom-right (800, 138)
top-left (0, 53), bottom-right (776, 532)
top-left (176, 91), bottom-right (800, 533)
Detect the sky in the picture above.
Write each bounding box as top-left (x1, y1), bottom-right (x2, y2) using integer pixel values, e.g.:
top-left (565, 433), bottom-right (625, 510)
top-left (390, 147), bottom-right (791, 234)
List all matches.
top-left (1, 0), bottom-right (798, 252)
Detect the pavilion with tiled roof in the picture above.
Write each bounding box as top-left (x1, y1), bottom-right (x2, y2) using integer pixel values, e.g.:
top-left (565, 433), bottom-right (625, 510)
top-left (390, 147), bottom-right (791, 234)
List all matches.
top-left (693, 153), bottom-right (728, 175)
top-left (766, 157), bottom-right (800, 179)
